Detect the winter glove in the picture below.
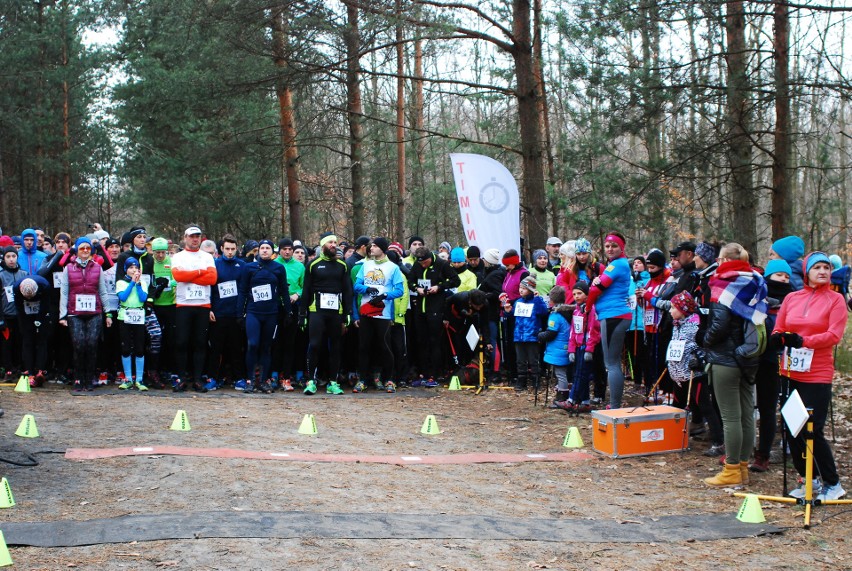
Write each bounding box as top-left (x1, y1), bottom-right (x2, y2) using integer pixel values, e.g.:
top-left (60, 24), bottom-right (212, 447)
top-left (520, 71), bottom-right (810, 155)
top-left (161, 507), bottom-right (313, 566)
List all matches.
top-left (536, 331), bottom-right (548, 344)
top-left (368, 293), bottom-right (387, 307)
top-left (568, 352), bottom-right (576, 364)
top-left (688, 354), bottom-right (706, 371)
top-left (365, 287), bottom-right (380, 297)
top-left (584, 351), bottom-right (593, 362)
top-left (782, 332), bottom-right (804, 348)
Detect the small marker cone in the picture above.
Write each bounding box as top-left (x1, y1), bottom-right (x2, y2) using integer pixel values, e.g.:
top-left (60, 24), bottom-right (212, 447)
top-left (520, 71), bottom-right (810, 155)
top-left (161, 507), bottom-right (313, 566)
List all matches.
top-left (736, 494), bottom-right (766, 523)
top-left (14, 414), bottom-right (39, 438)
top-left (420, 414), bottom-right (441, 435)
top-left (0, 479), bottom-right (14, 508)
top-left (169, 410), bottom-right (191, 431)
top-left (298, 414), bottom-right (318, 435)
top-left (448, 376), bottom-right (461, 391)
top-left (14, 375), bottom-right (30, 393)
top-left (562, 426), bottom-right (584, 448)
top-left (0, 530), bottom-right (12, 567)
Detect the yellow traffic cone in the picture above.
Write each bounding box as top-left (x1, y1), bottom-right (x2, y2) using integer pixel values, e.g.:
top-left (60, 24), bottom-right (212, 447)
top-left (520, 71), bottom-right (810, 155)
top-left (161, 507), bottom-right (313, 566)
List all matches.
top-left (15, 415), bottom-right (39, 438)
top-left (448, 376), bottom-right (461, 391)
top-left (562, 426), bottom-right (584, 448)
top-left (420, 414), bottom-right (441, 435)
top-left (298, 414), bottom-right (317, 435)
top-left (0, 530), bottom-right (12, 567)
top-left (169, 410), bottom-right (191, 431)
top-left (13, 375), bottom-right (30, 393)
top-left (0, 478), bottom-right (14, 509)
top-left (736, 494), bottom-right (766, 523)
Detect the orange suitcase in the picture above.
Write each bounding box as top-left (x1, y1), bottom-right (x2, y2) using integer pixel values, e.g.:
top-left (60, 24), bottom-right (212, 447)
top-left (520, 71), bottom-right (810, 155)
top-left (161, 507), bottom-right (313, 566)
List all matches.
top-left (591, 405), bottom-right (689, 458)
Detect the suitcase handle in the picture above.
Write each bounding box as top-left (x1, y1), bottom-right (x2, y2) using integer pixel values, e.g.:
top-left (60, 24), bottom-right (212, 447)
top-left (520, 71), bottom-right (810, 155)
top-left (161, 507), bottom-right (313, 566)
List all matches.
top-left (597, 421), bottom-right (608, 432)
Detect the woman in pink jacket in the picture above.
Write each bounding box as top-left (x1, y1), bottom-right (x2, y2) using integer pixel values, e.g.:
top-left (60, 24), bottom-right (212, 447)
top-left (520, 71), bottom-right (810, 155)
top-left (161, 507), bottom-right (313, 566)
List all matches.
top-left (773, 251), bottom-right (848, 501)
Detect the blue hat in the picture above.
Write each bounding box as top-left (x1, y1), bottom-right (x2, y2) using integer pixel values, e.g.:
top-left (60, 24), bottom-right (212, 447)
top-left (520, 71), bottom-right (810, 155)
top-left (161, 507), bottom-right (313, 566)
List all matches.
top-left (258, 239), bottom-right (275, 250)
top-left (764, 259), bottom-right (791, 278)
top-left (450, 247), bottom-right (466, 263)
top-left (74, 236), bottom-right (92, 250)
top-left (11, 236), bottom-right (22, 246)
top-left (771, 236), bottom-right (805, 264)
top-left (575, 238), bottom-right (591, 253)
top-left (533, 249), bottom-right (547, 261)
top-left (805, 251), bottom-right (831, 276)
top-left (124, 257), bottom-right (140, 271)
top-left (829, 254), bottom-right (842, 270)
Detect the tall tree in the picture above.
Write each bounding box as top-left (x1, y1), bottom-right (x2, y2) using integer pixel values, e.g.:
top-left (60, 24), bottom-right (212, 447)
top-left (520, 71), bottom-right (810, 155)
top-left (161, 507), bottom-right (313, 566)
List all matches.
top-left (346, 2), bottom-right (365, 236)
top-left (771, 0), bottom-right (791, 240)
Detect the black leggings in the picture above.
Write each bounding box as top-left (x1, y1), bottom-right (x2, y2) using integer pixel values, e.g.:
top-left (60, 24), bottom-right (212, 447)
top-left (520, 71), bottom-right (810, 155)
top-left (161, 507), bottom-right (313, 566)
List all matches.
top-left (19, 315), bottom-right (52, 372)
top-left (120, 322), bottom-right (146, 357)
top-left (174, 306), bottom-right (210, 382)
top-left (781, 378), bottom-right (839, 486)
top-left (68, 314), bottom-right (101, 383)
top-left (306, 311), bottom-right (344, 382)
top-left (358, 317), bottom-right (393, 382)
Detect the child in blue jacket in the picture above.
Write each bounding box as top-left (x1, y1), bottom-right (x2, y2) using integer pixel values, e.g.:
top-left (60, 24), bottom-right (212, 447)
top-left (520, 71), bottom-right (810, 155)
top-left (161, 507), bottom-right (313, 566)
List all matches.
top-left (538, 286), bottom-right (573, 407)
top-left (502, 275), bottom-right (548, 391)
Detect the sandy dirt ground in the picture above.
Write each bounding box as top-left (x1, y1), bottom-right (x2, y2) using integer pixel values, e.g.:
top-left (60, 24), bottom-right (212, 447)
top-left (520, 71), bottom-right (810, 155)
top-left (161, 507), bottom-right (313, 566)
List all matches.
top-left (0, 375), bottom-right (850, 570)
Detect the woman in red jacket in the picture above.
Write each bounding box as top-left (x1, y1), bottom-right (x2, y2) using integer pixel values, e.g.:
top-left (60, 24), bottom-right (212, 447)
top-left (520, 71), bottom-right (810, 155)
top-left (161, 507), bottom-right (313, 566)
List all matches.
top-left (773, 251), bottom-right (848, 501)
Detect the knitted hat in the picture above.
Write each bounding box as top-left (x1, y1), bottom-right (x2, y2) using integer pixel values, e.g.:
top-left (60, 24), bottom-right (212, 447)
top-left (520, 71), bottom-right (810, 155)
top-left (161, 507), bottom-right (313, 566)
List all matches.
top-left (646, 249), bottom-right (666, 267)
top-left (633, 256), bottom-right (647, 266)
top-left (74, 236), bottom-right (92, 250)
top-left (450, 247), bottom-right (466, 263)
top-left (152, 237), bottom-right (169, 252)
top-left (764, 259), bottom-right (792, 278)
top-left (19, 278), bottom-right (38, 299)
top-left (559, 241), bottom-right (576, 257)
top-left (532, 249), bottom-right (547, 261)
top-left (12, 236), bottom-right (22, 246)
top-left (519, 275), bottom-right (536, 291)
top-left (694, 241), bottom-right (716, 265)
top-left (388, 242), bottom-right (404, 257)
top-left (771, 235), bottom-right (805, 263)
top-left (54, 232), bottom-right (71, 244)
top-left (439, 241), bottom-right (452, 252)
top-left (671, 291), bottom-right (697, 315)
top-left (128, 226), bottom-right (146, 239)
top-left (575, 238), bottom-right (591, 253)
top-left (120, 232), bottom-right (132, 246)
top-left (93, 230), bottom-right (110, 241)
top-left (466, 246), bottom-right (481, 258)
top-left (355, 236), bottom-right (371, 248)
top-left (372, 237), bottom-right (390, 253)
top-left (483, 248), bottom-right (501, 265)
top-left (408, 235), bottom-right (424, 248)
top-left (258, 239), bottom-right (275, 250)
top-left (0, 236), bottom-right (13, 248)
top-left (805, 251), bottom-right (832, 275)
top-left (572, 280), bottom-right (589, 295)
top-left (124, 257), bottom-right (140, 271)
top-left (279, 238), bottom-right (294, 249)
top-left (104, 238), bottom-right (120, 249)
top-left (829, 254), bottom-right (842, 270)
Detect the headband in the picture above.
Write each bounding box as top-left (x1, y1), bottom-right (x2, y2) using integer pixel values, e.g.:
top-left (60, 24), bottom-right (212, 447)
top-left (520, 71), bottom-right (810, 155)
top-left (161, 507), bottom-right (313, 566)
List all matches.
top-left (502, 254), bottom-right (521, 266)
top-left (319, 234), bottom-right (337, 248)
top-left (605, 234), bottom-right (625, 251)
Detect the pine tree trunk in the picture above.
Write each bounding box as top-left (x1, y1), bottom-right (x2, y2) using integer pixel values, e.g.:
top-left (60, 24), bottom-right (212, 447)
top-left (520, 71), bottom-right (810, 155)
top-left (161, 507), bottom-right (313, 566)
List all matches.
top-left (771, 0), bottom-right (790, 240)
top-left (346, 3), bottom-right (365, 237)
top-left (395, 0), bottom-right (406, 240)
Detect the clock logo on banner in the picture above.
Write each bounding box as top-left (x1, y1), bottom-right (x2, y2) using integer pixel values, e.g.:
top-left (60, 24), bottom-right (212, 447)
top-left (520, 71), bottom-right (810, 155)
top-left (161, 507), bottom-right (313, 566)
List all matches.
top-left (479, 179), bottom-right (510, 214)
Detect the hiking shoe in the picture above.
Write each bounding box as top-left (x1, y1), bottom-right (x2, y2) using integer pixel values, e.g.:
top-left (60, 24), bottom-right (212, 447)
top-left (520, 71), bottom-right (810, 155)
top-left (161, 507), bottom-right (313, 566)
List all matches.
top-left (703, 443), bottom-right (725, 457)
top-left (172, 375), bottom-right (187, 392)
top-left (257, 379), bottom-right (273, 394)
top-left (423, 377), bottom-right (438, 388)
top-left (135, 381), bottom-right (149, 391)
top-left (816, 482), bottom-right (846, 501)
top-left (281, 378), bottom-right (294, 392)
top-left (353, 380), bottom-right (365, 393)
top-left (373, 378), bottom-right (384, 391)
top-left (203, 377), bottom-right (218, 391)
top-left (242, 381), bottom-right (255, 393)
top-left (576, 403), bottom-right (593, 413)
top-left (386, 380), bottom-right (396, 393)
top-left (749, 453), bottom-right (770, 473)
top-left (119, 380), bottom-right (134, 390)
top-left (304, 380), bottom-right (317, 395)
top-left (789, 478), bottom-right (822, 499)
top-left (590, 397), bottom-right (603, 406)
top-left (192, 381), bottom-right (208, 393)
top-left (326, 381), bottom-right (344, 395)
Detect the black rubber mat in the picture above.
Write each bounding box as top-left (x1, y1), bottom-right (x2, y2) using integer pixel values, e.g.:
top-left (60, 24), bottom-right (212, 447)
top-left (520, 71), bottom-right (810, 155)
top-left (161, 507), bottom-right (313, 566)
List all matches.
top-left (1, 511), bottom-right (780, 547)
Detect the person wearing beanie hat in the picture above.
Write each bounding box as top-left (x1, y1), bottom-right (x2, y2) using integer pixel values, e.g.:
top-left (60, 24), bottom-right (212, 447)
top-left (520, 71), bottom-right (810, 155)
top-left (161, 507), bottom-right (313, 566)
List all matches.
top-left (346, 236), bottom-right (371, 272)
top-left (403, 236), bottom-right (425, 266)
top-left (560, 279), bottom-right (600, 411)
top-left (530, 249), bottom-right (556, 297)
top-left (507, 269), bottom-right (548, 391)
top-left (665, 289), bottom-right (703, 419)
top-left (828, 254), bottom-right (842, 271)
top-left (464, 245), bottom-right (485, 283)
top-left (169, 223), bottom-right (218, 393)
top-left (0, 236), bottom-right (13, 248)
top-left (449, 247), bottom-right (477, 293)
top-left (769, 235), bottom-right (806, 290)
top-left (144, 236), bottom-right (177, 389)
top-left (350, 236), bottom-right (405, 393)
top-left (764, 259), bottom-right (792, 282)
top-left (438, 241), bottom-right (452, 254)
top-left (12, 274), bottom-right (51, 386)
top-left (829, 255), bottom-right (850, 301)
top-left (0, 246), bottom-right (26, 376)
top-left (116, 226), bottom-right (154, 283)
top-left (483, 248), bottom-right (501, 266)
top-left (572, 279), bottom-right (590, 296)
top-left (116, 251), bottom-right (150, 391)
top-left (695, 241), bottom-right (716, 267)
top-left (537, 285), bottom-right (572, 407)
top-left (557, 238), bottom-right (604, 293)
top-left (270, 235), bottom-right (306, 391)
top-left (388, 242), bottom-right (404, 257)
top-left (555, 240), bottom-right (577, 290)
top-left (499, 248), bottom-right (530, 384)
top-left (772, 251), bottom-right (848, 500)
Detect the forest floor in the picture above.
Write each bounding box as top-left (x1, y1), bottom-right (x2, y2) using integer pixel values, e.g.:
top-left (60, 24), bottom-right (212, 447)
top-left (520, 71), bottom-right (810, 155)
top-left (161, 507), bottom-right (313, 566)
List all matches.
top-left (0, 373), bottom-right (850, 571)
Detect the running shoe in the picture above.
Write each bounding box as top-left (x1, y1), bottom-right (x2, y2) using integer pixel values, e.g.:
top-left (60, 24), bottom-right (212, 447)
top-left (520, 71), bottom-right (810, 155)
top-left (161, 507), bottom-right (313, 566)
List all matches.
top-left (326, 381), bottom-right (344, 395)
top-left (135, 381), bottom-right (149, 391)
top-left (817, 482), bottom-right (846, 501)
top-left (385, 380), bottom-right (396, 393)
top-left (281, 378), bottom-right (294, 392)
top-left (234, 379), bottom-right (248, 391)
top-left (203, 377), bottom-right (218, 391)
top-left (257, 379), bottom-right (273, 394)
top-left (423, 377), bottom-right (438, 388)
top-left (789, 478), bottom-right (822, 499)
top-left (410, 378), bottom-right (424, 387)
top-left (73, 379), bottom-right (83, 391)
top-left (373, 378), bottom-right (384, 391)
top-left (118, 380), bottom-right (134, 390)
top-left (172, 375), bottom-right (187, 392)
top-left (353, 380), bottom-right (365, 393)
top-left (304, 380), bottom-right (317, 395)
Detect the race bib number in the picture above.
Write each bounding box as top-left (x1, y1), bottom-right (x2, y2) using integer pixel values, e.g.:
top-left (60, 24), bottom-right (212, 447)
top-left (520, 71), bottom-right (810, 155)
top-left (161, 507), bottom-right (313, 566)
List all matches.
top-left (75, 294), bottom-right (96, 312)
top-left (23, 301), bottom-right (40, 315)
top-left (417, 279), bottom-right (431, 289)
top-left (251, 284), bottom-right (272, 302)
top-left (666, 340), bottom-right (686, 362)
top-left (4, 286), bottom-right (13, 304)
top-left (140, 275), bottom-right (151, 290)
top-left (185, 284), bottom-right (206, 300)
top-left (786, 347), bottom-right (814, 373)
top-left (53, 272), bottom-right (64, 288)
top-left (573, 314), bottom-right (585, 334)
top-left (217, 280), bottom-right (237, 299)
top-left (319, 292), bottom-right (340, 310)
top-left (644, 309), bottom-right (657, 328)
top-left (124, 308), bottom-right (145, 325)
top-left (514, 302), bottom-right (533, 318)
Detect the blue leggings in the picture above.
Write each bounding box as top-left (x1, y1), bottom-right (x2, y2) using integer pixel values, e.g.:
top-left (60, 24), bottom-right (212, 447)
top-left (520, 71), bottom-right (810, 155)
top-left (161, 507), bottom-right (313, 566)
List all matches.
top-left (245, 313), bottom-right (278, 381)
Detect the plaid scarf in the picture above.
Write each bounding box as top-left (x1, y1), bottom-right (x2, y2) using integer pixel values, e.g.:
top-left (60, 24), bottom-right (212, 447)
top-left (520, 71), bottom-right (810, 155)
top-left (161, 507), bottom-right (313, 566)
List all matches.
top-left (708, 260), bottom-right (768, 324)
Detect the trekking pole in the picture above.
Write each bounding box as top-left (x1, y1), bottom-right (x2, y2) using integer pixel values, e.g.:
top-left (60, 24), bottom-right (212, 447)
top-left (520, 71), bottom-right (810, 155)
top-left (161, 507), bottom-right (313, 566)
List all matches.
top-left (681, 371), bottom-right (694, 456)
top-left (831, 345), bottom-right (838, 442)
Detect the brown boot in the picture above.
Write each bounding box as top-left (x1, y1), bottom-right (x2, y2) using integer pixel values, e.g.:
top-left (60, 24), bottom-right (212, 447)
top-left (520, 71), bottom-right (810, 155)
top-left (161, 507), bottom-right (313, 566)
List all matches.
top-left (704, 463), bottom-right (743, 488)
top-left (749, 451), bottom-right (770, 473)
top-left (739, 461), bottom-right (750, 486)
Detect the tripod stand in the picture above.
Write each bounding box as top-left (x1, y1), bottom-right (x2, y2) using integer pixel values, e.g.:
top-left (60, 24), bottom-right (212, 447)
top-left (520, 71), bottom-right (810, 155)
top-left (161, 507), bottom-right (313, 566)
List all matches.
top-left (734, 409), bottom-right (852, 529)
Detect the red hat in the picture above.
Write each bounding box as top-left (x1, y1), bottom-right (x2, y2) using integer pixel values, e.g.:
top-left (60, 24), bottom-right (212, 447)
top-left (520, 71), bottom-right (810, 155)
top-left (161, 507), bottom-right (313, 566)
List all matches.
top-left (388, 242), bottom-right (404, 256)
top-left (0, 236), bottom-right (13, 248)
top-left (671, 291), bottom-right (697, 315)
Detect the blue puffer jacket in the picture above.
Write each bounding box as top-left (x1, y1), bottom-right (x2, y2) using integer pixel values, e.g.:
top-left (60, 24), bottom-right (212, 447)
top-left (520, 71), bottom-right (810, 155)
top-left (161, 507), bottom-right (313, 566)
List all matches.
top-left (211, 256), bottom-right (245, 318)
top-left (18, 229), bottom-right (47, 275)
top-left (512, 293), bottom-right (549, 342)
top-left (543, 306), bottom-right (572, 366)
